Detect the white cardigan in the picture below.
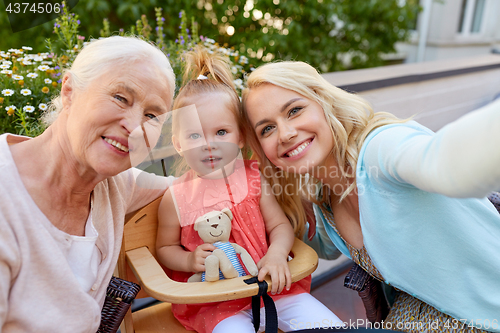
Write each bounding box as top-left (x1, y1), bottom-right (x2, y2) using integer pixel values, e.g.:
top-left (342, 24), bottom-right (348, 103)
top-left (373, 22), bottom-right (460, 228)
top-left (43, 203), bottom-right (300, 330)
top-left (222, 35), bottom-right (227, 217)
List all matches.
top-left (0, 133), bottom-right (174, 333)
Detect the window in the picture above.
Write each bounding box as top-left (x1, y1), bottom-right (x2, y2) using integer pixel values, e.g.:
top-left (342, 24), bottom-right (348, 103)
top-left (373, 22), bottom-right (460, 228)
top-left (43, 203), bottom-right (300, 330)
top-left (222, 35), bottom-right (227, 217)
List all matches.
top-left (458, 0), bottom-right (486, 34)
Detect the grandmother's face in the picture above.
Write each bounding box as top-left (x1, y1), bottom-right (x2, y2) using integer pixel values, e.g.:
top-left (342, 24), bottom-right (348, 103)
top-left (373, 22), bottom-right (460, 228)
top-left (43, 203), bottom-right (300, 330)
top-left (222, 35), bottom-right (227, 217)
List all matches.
top-left (64, 61), bottom-right (172, 177)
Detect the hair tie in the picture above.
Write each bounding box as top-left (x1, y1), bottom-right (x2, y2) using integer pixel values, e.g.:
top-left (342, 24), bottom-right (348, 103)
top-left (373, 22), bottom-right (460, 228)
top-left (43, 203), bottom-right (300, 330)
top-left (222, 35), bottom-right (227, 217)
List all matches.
top-left (197, 74), bottom-right (208, 80)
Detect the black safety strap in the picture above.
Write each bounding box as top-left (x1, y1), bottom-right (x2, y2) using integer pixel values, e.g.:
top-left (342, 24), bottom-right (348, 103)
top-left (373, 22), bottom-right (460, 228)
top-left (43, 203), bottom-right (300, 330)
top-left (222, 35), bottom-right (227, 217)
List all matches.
top-left (244, 277), bottom-right (278, 333)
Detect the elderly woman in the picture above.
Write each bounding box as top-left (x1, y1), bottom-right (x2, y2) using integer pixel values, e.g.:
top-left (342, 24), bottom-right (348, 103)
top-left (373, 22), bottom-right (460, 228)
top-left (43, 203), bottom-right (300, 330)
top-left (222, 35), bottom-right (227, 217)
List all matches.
top-left (241, 61), bottom-right (500, 332)
top-left (0, 36), bottom-right (175, 332)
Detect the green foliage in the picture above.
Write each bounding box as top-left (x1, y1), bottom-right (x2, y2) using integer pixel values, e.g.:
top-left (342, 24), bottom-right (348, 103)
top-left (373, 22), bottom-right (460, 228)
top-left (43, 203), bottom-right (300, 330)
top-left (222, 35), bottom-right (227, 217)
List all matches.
top-left (1, 0), bottom-right (420, 73)
top-left (183, 0), bottom-right (421, 71)
top-left (0, 1), bottom-right (82, 136)
top-left (0, 47), bottom-right (60, 136)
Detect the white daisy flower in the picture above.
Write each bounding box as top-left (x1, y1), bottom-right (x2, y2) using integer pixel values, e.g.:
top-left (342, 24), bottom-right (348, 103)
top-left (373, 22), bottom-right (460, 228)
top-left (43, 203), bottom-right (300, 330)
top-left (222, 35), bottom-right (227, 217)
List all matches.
top-left (8, 48), bottom-right (18, 53)
top-left (22, 60), bottom-right (32, 65)
top-left (1, 70), bottom-right (12, 75)
top-left (12, 74), bottom-right (24, 80)
top-left (0, 64), bottom-right (9, 70)
top-left (23, 105), bottom-right (35, 113)
top-left (41, 61), bottom-right (52, 65)
top-left (22, 46), bottom-right (33, 51)
top-left (2, 60), bottom-right (12, 65)
top-left (33, 56), bottom-right (43, 62)
top-left (2, 89), bottom-right (14, 96)
top-left (234, 78), bottom-right (243, 86)
top-left (37, 65), bottom-right (50, 71)
top-left (27, 73), bottom-right (38, 78)
top-left (39, 103), bottom-right (48, 111)
top-left (44, 78), bottom-right (52, 84)
top-left (20, 89), bottom-right (32, 96)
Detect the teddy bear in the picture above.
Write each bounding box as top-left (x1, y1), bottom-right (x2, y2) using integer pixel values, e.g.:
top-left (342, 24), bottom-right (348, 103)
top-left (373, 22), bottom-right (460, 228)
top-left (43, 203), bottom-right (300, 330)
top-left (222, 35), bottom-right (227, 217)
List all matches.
top-left (187, 208), bottom-right (259, 282)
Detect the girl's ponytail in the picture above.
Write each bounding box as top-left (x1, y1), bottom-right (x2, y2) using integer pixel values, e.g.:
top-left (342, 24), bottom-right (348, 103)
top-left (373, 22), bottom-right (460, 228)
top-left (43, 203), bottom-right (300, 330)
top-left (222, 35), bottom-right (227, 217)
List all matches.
top-left (181, 45), bottom-right (235, 91)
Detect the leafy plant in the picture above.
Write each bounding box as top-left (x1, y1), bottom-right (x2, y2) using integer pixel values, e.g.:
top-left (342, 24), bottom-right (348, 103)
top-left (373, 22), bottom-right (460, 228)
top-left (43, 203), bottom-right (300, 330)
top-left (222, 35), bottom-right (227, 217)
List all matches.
top-left (0, 47), bottom-right (60, 136)
top-left (147, 9), bottom-right (252, 94)
top-left (1, 0), bottom-right (421, 74)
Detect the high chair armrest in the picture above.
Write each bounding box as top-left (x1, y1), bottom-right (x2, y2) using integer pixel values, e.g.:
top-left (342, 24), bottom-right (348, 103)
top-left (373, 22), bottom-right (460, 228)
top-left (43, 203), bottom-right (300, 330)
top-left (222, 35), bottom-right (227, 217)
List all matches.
top-left (125, 238), bottom-right (318, 304)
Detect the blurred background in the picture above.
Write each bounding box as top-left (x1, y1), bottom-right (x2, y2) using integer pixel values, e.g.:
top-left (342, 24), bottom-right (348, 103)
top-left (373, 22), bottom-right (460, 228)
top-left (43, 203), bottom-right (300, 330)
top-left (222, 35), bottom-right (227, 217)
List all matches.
top-left (1, 0), bottom-right (421, 72)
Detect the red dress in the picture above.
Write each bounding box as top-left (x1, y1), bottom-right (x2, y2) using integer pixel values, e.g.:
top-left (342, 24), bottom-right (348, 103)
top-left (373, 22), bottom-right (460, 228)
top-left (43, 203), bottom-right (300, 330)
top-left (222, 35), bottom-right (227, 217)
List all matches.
top-left (170, 160), bottom-right (311, 333)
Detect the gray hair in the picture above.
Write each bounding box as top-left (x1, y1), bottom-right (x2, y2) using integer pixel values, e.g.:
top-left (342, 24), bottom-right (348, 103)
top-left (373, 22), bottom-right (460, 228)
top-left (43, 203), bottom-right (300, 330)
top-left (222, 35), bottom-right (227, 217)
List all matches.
top-left (43, 36), bottom-right (175, 125)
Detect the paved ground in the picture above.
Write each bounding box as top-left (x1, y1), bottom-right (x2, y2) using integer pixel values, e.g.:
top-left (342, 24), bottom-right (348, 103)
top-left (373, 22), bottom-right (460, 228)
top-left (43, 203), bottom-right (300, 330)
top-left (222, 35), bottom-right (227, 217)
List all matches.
top-left (310, 256), bottom-right (368, 324)
top-left (311, 268), bottom-right (368, 324)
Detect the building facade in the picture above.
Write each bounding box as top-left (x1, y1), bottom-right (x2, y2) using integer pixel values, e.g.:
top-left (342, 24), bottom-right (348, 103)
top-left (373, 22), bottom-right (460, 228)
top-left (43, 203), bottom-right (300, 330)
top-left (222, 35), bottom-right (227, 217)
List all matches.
top-left (397, 0), bottom-right (500, 63)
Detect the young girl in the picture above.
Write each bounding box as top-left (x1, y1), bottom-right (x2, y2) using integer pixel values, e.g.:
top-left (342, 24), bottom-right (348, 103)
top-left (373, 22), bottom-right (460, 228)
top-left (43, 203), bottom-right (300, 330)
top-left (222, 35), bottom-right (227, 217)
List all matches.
top-left (156, 47), bottom-right (343, 333)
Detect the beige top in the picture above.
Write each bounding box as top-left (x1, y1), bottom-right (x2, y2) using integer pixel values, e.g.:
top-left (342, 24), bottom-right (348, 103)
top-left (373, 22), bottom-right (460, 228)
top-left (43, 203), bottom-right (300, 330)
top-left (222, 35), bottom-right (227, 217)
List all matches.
top-left (0, 133), bottom-right (174, 333)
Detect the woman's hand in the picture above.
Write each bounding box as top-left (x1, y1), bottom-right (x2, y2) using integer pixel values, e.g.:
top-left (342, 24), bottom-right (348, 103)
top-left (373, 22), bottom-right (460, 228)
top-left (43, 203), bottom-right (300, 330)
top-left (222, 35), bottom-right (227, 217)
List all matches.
top-left (187, 243), bottom-right (217, 273)
top-left (257, 251), bottom-right (292, 294)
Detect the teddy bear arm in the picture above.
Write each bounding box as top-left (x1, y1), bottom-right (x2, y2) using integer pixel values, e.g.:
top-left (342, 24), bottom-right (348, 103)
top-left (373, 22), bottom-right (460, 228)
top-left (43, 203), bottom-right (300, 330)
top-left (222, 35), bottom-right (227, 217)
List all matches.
top-left (231, 243), bottom-right (259, 276)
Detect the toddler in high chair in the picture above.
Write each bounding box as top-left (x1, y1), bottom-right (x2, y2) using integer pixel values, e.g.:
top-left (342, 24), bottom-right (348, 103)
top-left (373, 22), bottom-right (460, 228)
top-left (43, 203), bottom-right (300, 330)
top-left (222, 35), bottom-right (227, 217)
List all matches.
top-left (156, 46), bottom-right (343, 333)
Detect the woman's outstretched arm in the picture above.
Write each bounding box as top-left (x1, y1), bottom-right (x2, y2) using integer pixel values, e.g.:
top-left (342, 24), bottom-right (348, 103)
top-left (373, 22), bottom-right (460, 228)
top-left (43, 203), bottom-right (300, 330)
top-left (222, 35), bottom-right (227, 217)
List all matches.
top-left (364, 98), bottom-right (500, 198)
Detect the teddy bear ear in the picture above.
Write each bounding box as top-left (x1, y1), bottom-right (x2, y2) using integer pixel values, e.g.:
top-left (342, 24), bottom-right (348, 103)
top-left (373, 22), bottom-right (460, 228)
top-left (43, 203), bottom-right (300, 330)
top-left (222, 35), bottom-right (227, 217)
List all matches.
top-left (221, 208), bottom-right (233, 220)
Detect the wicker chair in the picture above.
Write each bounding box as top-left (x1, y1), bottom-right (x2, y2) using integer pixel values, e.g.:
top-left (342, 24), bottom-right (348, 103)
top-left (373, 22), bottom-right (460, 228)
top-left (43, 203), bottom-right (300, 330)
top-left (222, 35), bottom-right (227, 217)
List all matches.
top-left (110, 197), bottom-right (318, 333)
top-left (98, 276), bottom-right (141, 333)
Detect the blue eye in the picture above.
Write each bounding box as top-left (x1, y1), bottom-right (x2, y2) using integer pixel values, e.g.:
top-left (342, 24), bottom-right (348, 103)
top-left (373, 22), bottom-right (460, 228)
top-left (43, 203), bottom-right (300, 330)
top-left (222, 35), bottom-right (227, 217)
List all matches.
top-left (189, 133), bottom-right (201, 140)
top-left (146, 114), bottom-right (159, 122)
top-left (217, 129), bottom-right (227, 136)
top-left (260, 125), bottom-right (274, 136)
top-left (114, 95), bottom-right (127, 103)
top-left (288, 107), bottom-right (302, 117)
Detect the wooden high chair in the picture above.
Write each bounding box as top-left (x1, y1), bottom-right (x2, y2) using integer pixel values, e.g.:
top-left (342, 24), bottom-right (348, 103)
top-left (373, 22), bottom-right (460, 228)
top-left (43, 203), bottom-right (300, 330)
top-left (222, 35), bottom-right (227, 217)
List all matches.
top-left (117, 197), bottom-right (319, 333)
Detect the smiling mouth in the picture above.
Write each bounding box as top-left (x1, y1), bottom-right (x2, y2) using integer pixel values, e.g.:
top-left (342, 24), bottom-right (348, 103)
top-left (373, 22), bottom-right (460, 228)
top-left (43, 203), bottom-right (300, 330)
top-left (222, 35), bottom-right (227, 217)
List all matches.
top-left (103, 137), bottom-right (129, 153)
top-left (202, 156), bottom-right (222, 163)
top-left (284, 139), bottom-right (312, 157)
top-left (210, 231), bottom-right (223, 237)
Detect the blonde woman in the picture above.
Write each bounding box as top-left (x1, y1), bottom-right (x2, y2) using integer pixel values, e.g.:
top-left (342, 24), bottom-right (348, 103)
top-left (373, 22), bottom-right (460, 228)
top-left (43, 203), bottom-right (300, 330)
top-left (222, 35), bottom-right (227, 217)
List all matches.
top-left (241, 61), bottom-right (500, 332)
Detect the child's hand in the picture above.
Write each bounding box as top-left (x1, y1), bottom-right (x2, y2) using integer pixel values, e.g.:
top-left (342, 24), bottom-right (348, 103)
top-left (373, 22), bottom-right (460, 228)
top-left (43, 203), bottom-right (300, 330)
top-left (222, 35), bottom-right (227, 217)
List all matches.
top-left (257, 252), bottom-right (292, 295)
top-left (188, 243), bottom-right (217, 273)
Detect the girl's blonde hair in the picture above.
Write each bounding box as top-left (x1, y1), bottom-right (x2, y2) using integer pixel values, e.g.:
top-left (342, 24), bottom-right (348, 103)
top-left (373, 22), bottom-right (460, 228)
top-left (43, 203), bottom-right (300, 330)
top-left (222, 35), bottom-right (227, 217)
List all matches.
top-left (241, 61), bottom-right (408, 236)
top-left (171, 45), bottom-right (245, 176)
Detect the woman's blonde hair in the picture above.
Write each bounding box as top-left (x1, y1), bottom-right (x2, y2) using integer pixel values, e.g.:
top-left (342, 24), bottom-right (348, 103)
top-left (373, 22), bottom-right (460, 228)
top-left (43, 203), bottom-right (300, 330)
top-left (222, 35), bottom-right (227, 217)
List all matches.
top-left (171, 45), bottom-right (245, 176)
top-left (241, 61), bottom-right (408, 236)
